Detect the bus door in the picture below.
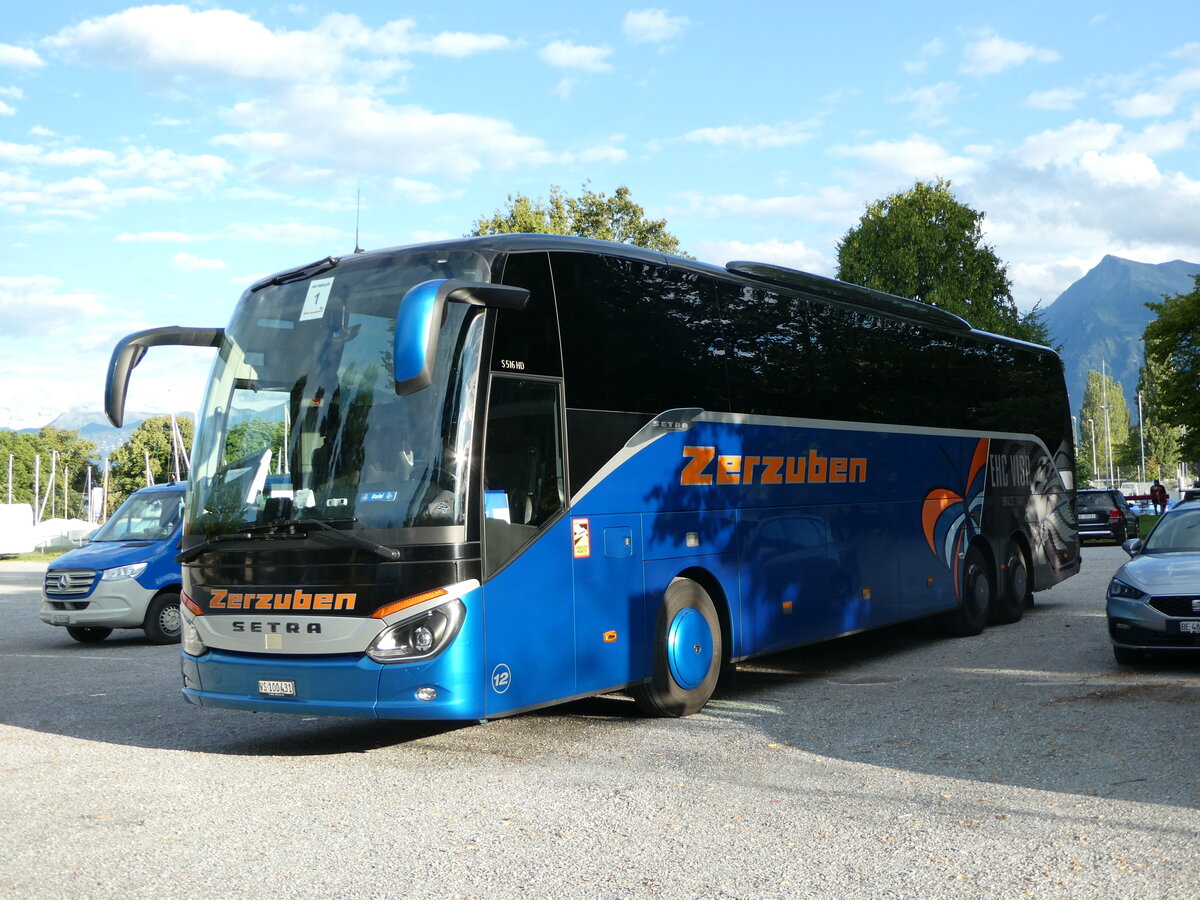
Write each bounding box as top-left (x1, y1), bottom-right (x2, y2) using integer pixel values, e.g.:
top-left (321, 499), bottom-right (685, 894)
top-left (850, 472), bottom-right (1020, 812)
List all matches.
top-left (571, 514), bottom-right (646, 697)
top-left (480, 376), bottom-right (574, 715)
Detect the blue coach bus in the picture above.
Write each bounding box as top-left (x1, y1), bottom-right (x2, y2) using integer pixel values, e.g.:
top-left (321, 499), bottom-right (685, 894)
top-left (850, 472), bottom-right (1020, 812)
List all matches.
top-left (105, 235), bottom-right (1079, 719)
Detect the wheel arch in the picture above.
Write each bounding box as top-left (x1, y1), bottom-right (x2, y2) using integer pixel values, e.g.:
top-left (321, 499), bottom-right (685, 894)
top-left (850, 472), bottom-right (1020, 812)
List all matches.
top-left (675, 565), bottom-right (733, 665)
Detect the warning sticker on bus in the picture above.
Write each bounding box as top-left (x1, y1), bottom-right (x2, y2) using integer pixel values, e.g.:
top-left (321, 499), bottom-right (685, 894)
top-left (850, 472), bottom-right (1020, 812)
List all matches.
top-left (572, 518), bottom-right (591, 558)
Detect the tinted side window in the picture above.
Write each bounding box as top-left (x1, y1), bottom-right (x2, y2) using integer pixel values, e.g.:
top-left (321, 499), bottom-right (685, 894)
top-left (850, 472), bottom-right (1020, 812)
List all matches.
top-left (493, 252), bottom-right (562, 377)
top-left (551, 252), bottom-right (729, 414)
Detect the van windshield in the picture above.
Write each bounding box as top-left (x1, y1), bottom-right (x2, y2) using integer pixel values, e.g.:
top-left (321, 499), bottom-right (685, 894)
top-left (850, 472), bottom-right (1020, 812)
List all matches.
top-left (92, 491), bottom-right (183, 542)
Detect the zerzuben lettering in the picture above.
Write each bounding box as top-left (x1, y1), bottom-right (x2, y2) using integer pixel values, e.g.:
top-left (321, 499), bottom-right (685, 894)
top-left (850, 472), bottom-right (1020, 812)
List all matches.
top-left (680, 447), bottom-right (868, 486)
top-left (209, 588), bottom-right (357, 611)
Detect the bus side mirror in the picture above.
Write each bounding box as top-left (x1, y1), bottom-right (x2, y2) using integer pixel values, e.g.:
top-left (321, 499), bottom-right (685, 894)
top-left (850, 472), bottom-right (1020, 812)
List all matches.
top-left (394, 279), bottom-right (529, 395)
top-left (106, 326), bottom-right (225, 427)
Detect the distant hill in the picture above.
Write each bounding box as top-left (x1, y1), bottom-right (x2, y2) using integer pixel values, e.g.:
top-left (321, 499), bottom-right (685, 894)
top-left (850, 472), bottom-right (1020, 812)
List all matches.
top-left (1042, 255), bottom-right (1200, 416)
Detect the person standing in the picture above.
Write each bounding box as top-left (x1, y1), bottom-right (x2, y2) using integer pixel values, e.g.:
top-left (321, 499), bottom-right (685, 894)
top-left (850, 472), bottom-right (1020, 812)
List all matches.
top-left (1149, 479), bottom-right (1168, 514)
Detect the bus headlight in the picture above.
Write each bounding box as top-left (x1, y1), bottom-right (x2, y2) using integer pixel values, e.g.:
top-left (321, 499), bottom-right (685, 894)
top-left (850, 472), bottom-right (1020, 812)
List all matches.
top-left (182, 616), bottom-right (207, 657)
top-left (367, 599), bottom-right (465, 664)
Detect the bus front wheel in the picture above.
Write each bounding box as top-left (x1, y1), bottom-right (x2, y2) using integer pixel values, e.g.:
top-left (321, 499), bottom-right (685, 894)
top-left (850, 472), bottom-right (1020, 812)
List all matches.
top-left (633, 578), bottom-right (722, 717)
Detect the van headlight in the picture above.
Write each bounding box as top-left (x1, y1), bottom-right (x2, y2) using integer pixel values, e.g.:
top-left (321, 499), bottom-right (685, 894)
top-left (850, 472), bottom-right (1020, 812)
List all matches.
top-left (101, 562), bottom-right (147, 581)
top-left (367, 599), bottom-right (465, 663)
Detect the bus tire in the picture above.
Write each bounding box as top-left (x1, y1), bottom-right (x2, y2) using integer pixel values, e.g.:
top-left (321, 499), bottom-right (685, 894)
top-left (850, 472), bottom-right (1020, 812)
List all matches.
top-left (633, 578), bottom-right (722, 717)
top-left (990, 541), bottom-right (1029, 625)
top-left (143, 592), bottom-right (182, 644)
top-left (67, 626), bottom-right (112, 643)
top-left (942, 546), bottom-right (992, 637)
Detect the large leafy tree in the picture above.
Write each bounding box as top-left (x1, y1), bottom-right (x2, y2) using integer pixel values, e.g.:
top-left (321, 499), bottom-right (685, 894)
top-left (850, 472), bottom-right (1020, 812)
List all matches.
top-left (836, 178), bottom-right (1050, 344)
top-left (470, 183), bottom-right (688, 255)
top-left (0, 427), bottom-right (98, 519)
top-left (1128, 354), bottom-right (1183, 481)
top-left (105, 416), bottom-right (194, 513)
top-left (1143, 274), bottom-right (1200, 464)
top-left (1076, 370), bottom-right (1131, 486)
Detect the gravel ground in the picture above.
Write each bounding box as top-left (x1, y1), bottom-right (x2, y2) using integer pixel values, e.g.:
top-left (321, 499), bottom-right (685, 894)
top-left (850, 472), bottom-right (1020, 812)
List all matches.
top-left (1, 546), bottom-right (1197, 899)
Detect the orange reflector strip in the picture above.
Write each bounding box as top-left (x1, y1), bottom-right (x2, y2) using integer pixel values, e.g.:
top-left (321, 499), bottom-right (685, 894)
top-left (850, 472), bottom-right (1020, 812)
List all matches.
top-left (182, 593), bottom-right (203, 616)
top-left (603, 630), bottom-right (618, 643)
top-left (372, 588), bottom-right (449, 619)
top-left (781, 600), bottom-right (793, 615)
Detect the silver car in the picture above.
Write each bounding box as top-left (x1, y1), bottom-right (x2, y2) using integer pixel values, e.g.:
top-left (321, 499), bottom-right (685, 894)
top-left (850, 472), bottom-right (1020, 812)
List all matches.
top-left (1107, 504), bottom-right (1200, 665)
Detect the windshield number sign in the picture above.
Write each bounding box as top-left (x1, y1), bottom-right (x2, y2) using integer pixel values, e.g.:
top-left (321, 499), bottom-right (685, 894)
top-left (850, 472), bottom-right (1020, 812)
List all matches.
top-left (299, 277), bottom-right (334, 322)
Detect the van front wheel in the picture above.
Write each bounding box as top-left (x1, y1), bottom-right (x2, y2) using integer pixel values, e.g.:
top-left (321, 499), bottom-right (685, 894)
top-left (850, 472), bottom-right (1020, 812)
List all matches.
top-left (143, 592), bottom-right (182, 644)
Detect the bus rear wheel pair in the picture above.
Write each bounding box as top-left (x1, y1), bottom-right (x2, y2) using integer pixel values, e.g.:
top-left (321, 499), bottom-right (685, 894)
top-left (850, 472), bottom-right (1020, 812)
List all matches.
top-left (633, 578), bottom-right (722, 717)
top-left (943, 541), bottom-right (1030, 636)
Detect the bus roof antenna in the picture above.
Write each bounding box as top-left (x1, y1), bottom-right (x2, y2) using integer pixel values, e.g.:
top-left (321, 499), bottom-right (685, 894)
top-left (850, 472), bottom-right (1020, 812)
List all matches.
top-left (353, 187), bottom-right (364, 254)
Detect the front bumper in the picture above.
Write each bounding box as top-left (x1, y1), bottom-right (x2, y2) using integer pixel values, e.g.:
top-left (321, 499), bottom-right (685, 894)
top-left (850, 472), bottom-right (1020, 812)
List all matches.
top-left (40, 580), bottom-right (155, 629)
top-left (1107, 596), bottom-right (1200, 652)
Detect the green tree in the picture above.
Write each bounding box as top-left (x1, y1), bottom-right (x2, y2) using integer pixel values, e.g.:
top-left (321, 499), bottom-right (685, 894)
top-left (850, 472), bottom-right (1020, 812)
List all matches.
top-left (0, 427), bottom-right (98, 518)
top-left (106, 416), bottom-right (194, 513)
top-left (470, 183), bottom-right (688, 255)
top-left (836, 178), bottom-right (1051, 344)
top-left (1143, 274), bottom-right (1200, 463)
top-left (1076, 370), bottom-right (1131, 486)
top-left (1129, 354), bottom-right (1182, 481)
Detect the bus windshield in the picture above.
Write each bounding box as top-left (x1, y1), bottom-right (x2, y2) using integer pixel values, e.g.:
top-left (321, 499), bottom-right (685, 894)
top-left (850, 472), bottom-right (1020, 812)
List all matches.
top-left (186, 249), bottom-right (490, 543)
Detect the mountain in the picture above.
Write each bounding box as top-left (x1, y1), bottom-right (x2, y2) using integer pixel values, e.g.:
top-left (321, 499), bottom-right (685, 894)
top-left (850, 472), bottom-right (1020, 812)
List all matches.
top-left (1042, 255), bottom-right (1200, 416)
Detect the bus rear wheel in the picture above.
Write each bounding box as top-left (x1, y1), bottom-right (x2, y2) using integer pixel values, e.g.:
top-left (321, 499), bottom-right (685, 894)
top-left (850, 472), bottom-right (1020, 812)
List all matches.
top-left (942, 546), bottom-right (992, 637)
top-left (990, 541), bottom-right (1030, 625)
top-left (633, 578), bottom-right (722, 717)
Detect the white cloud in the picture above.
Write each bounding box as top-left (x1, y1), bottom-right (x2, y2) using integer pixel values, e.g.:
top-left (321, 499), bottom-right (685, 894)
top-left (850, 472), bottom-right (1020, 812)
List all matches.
top-left (390, 177), bottom-right (448, 205)
top-left (43, 8), bottom-right (511, 84)
top-left (1078, 150), bottom-right (1161, 187)
top-left (114, 231), bottom-right (197, 243)
top-left (693, 238), bottom-right (832, 277)
top-left (623, 9), bottom-right (689, 44)
top-left (1017, 120), bottom-right (1122, 169)
top-left (1027, 88), bottom-right (1085, 111)
top-left (0, 276), bottom-right (106, 338)
top-left (214, 87), bottom-right (560, 179)
top-left (0, 43), bottom-right (44, 68)
top-left (170, 253), bottom-right (227, 272)
top-left (897, 82), bottom-right (960, 124)
top-left (904, 37), bottom-right (944, 74)
top-left (539, 40), bottom-right (612, 72)
top-left (0, 101), bottom-right (14, 116)
top-left (831, 135), bottom-right (979, 180)
top-left (683, 122), bottom-right (812, 149)
top-left (1113, 67), bottom-right (1200, 118)
top-left (223, 222), bottom-right (345, 244)
top-left (961, 30), bottom-right (1059, 76)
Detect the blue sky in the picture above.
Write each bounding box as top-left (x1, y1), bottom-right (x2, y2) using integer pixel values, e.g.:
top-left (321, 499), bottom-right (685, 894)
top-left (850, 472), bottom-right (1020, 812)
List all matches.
top-left (2, 3), bottom-right (1199, 428)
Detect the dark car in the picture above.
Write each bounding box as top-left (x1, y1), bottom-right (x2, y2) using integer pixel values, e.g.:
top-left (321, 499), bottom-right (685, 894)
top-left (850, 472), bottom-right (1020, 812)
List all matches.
top-left (1180, 488), bottom-right (1200, 505)
top-left (1076, 489), bottom-right (1138, 543)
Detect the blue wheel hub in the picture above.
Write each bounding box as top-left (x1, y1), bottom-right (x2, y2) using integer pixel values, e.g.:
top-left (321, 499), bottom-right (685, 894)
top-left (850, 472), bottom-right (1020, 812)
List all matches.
top-left (666, 607), bottom-right (714, 690)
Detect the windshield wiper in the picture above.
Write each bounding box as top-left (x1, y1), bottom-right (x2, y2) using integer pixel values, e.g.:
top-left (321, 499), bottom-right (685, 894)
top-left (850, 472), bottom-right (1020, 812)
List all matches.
top-left (292, 517), bottom-right (402, 561)
top-left (250, 256), bottom-right (340, 292)
top-left (176, 522), bottom-right (304, 563)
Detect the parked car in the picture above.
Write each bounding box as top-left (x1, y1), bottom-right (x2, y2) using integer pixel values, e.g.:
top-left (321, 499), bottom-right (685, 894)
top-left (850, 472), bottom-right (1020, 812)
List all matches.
top-left (40, 482), bottom-right (185, 644)
top-left (1179, 487), bottom-right (1200, 505)
top-left (1107, 504), bottom-right (1200, 665)
top-left (1076, 489), bottom-right (1138, 543)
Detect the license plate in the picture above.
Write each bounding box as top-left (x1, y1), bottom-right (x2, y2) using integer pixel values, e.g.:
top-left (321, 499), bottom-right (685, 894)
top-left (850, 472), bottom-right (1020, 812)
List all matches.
top-left (1180, 621), bottom-right (1200, 634)
top-left (258, 679), bottom-right (296, 697)
top-left (52, 615), bottom-right (70, 625)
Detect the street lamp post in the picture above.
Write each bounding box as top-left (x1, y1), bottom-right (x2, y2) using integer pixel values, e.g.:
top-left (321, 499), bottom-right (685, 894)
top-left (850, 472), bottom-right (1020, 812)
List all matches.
top-left (1088, 418), bottom-right (1097, 482)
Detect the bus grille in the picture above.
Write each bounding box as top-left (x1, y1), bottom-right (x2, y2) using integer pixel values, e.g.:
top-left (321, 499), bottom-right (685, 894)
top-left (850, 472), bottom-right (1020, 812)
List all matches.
top-left (44, 571), bottom-right (98, 596)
